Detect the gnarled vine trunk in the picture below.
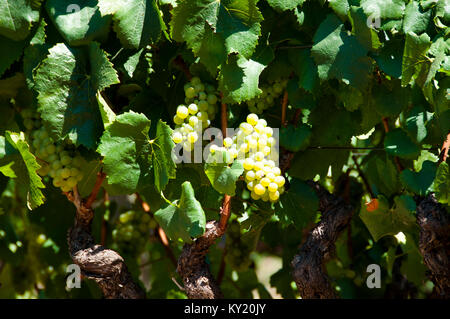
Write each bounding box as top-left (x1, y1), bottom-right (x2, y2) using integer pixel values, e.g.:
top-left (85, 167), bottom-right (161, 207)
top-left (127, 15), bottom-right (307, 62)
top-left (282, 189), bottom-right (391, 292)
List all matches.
top-left (67, 191), bottom-right (145, 299)
top-left (291, 181), bottom-right (354, 299)
top-left (417, 194), bottom-right (450, 298)
top-left (177, 221), bottom-right (223, 299)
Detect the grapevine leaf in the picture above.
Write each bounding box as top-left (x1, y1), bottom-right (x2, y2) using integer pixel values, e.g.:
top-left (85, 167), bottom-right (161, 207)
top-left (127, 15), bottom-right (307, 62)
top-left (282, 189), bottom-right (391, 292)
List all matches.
top-left (349, 6), bottom-right (381, 51)
top-left (97, 111), bottom-right (152, 195)
top-left (154, 181), bottom-right (206, 243)
top-left (0, 132), bottom-right (45, 210)
top-left (360, 195), bottom-right (417, 242)
top-left (96, 92), bottom-right (116, 128)
top-left (34, 42), bottom-right (119, 149)
top-left (219, 46), bottom-right (273, 103)
top-left (373, 37), bottom-right (404, 78)
top-left (402, 0), bottom-right (433, 35)
top-left (0, 35), bottom-right (29, 77)
top-left (433, 162), bottom-right (450, 205)
top-left (170, 0), bottom-right (263, 71)
top-left (401, 32), bottom-right (432, 87)
top-left (400, 160), bottom-right (437, 196)
top-left (328, 0), bottom-right (350, 19)
top-left (0, 0), bottom-right (39, 41)
top-left (152, 120), bottom-right (176, 192)
top-left (311, 14), bottom-right (372, 89)
top-left (45, 0), bottom-right (111, 46)
top-left (204, 151), bottom-right (244, 196)
top-left (384, 128), bottom-right (421, 160)
top-left (280, 124), bottom-right (312, 152)
top-left (123, 48), bottom-right (144, 78)
top-left (288, 49), bottom-right (319, 92)
top-left (360, 0), bottom-right (406, 20)
top-left (98, 0), bottom-right (165, 49)
top-left (76, 159), bottom-right (103, 198)
top-left (266, 0), bottom-right (305, 11)
top-left (279, 178), bottom-right (318, 230)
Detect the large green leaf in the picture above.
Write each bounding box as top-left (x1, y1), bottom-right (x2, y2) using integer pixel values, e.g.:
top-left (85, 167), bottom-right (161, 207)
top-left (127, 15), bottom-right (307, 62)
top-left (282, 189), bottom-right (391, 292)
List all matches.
top-left (349, 7), bottom-right (381, 51)
top-left (98, 0), bottom-right (165, 49)
top-left (384, 128), bottom-right (421, 160)
top-left (0, 0), bottom-right (39, 40)
top-left (219, 45), bottom-right (273, 104)
top-left (154, 181), bottom-right (206, 243)
top-left (170, 0), bottom-right (263, 73)
top-left (311, 14), bottom-right (372, 89)
top-left (433, 162), bottom-right (449, 205)
top-left (0, 132), bottom-right (45, 210)
top-left (401, 32), bottom-right (431, 87)
top-left (400, 160), bottom-right (437, 196)
top-left (279, 178), bottom-right (318, 230)
top-left (402, 0), bottom-right (433, 35)
top-left (280, 124), bottom-right (312, 152)
top-left (34, 42), bottom-right (119, 149)
top-left (152, 120), bottom-right (176, 192)
top-left (46, 0), bottom-right (111, 46)
top-left (0, 35), bottom-right (29, 77)
top-left (363, 154), bottom-right (401, 197)
top-left (360, 194), bottom-right (417, 242)
top-left (97, 111), bottom-right (152, 195)
top-left (204, 151), bottom-right (244, 196)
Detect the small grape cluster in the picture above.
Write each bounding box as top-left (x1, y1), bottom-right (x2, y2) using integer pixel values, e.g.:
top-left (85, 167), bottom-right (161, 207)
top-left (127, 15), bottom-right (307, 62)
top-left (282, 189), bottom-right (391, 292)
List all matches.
top-left (31, 126), bottom-right (85, 192)
top-left (247, 79), bottom-right (288, 114)
top-left (112, 210), bottom-right (153, 253)
top-left (172, 77), bottom-right (218, 151)
top-left (210, 113), bottom-right (286, 203)
top-left (225, 221), bottom-right (252, 271)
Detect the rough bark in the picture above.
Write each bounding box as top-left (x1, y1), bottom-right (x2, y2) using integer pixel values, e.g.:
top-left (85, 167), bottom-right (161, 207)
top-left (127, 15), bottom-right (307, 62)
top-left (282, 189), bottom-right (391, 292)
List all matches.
top-left (291, 181), bottom-right (354, 299)
top-left (66, 191), bottom-right (145, 299)
top-left (417, 194), bottom-right (450, 298)
top-left (177, 221), bottom-right (223, 299)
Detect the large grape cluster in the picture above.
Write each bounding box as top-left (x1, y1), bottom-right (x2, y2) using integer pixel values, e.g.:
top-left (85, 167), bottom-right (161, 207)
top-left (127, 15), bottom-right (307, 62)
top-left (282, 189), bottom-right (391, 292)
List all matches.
top-left (21, 109), bottom-right (85, 193)
top-left (171, 77), bottom-right (218, 151)
top-left (31, 126), bottom-right (85, 192)
top-left (210, 113), bottom-right (285, 203)
top-left (247, 78), bottom-right (288, 114)
top-left (112, 210), bottom-right (153, 253)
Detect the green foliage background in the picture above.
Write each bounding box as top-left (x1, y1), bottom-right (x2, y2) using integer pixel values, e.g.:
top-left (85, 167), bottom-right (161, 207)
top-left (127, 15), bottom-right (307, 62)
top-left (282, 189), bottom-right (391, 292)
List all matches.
top-left (0, 0), bottom-right (448, 298)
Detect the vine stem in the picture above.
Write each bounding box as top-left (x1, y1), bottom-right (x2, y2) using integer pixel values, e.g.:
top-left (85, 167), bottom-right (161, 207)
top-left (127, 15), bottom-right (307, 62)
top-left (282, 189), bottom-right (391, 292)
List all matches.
top-left (281, 90), bottom-right (288, 128)
top-left (352, 155), bottom-right (375, 198)
top-left (382, 117), bottom-right (403, 172)
top-left (219, 93), bottom-right (232, 234)
top-left (173, 55), bottom-right (192, 80)
top-left (136, 193), bottom-right (178, 267)
top-left (438, 132), bottom-right (450, 164)
top-left (85, 171), bottom-right (106, 209)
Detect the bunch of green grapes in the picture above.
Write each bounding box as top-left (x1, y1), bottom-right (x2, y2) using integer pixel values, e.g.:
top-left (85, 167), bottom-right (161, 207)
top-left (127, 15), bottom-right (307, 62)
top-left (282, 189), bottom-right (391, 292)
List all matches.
top-left (224, 221), bottom-right (253, 271)
top-left (171, 77), bottom-right (218, 151)
top-left (247, 78), bottom-right (288, 114)
top-left (112, 210), bottom-right (154, 253)
top-left (210, 113), bottom-right (286, 203)
top-left (30, 126), bottom-right (85, 192)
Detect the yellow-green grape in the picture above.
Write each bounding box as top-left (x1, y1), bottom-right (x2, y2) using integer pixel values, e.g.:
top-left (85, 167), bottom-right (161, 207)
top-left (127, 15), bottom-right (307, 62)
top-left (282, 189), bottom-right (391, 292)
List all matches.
top-left (223, 137), bottom-right (233, 148)
top-left (207, 94), bottom-right (217, 104)
top-left (176, 105), bottom-right (189, 119)
top-left (254, 183), bottom-right (266, 196)
top-left (250, 191), bottom-right (260, 200)
top-left (188, 103), bottom-right (198, 114)
top-left (172, 131), bottom-right (183, 144)
top-left (173, 115), bottom-right (184, 125)
top-left (268, 182), bottom-right (278, 192)
top-left (198, 100), bottom-right (209, 111)
top-left (260, 177), bottom-right (270, 187)
top-left (187, 132), bottom-right (198, 144)
top-left (210, 144), bottom-right (219, 154)
top-left (185, 87), bottom-right (196, 99)
top-left (188, 115), bottom-right (199, 127)
top-left (198, 92), bottom-right (207, 100)
top-left (274, 176), bottom-right (285, 187)
top-left (243, 158), bottom-right (254, 170)
top-left (269, 190), bottom-right (280, 202)
top-left (245, 170), bottom-right (256, 181)
top-left (255, 170), bottom-right (265, 180)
